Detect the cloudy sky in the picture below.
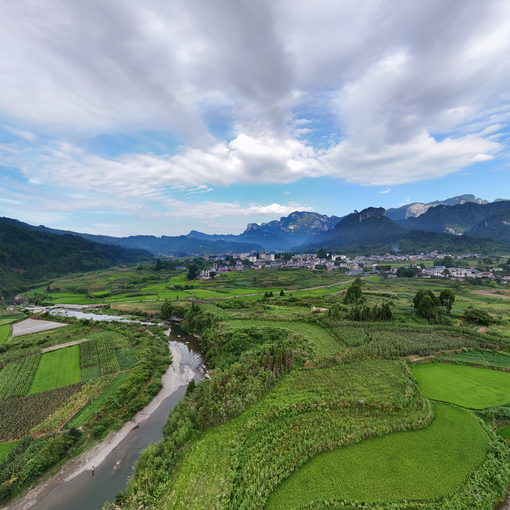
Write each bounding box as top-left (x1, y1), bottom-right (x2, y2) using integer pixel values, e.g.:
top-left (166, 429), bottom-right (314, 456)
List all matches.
top-left (1, 0), bottom-right (510, 236)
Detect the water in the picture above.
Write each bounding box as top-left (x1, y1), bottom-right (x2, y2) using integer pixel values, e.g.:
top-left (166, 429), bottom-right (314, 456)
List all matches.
top-left (48, 308), bottom-right (155, 325)
top-left (12, 311), bottom-right (204, 510)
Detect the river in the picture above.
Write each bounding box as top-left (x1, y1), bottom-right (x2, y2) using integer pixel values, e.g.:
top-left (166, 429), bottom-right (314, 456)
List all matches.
top-left (6, 309), bottom-right (205, 510)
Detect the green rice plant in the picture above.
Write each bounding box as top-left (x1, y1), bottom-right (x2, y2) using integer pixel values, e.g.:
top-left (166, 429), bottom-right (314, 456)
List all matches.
top-left (412, 363), bottom-right (510, 408)
top-left (0, 441), bottom-right (18, 463)
top-left (266, 404), bottom-right (488, 509)
top-left (0, 325), bottom-right (10, 344)
top-left (28, 346), bottom-right (81, 394)
top-left (0, 355), bottom-right (40, 400)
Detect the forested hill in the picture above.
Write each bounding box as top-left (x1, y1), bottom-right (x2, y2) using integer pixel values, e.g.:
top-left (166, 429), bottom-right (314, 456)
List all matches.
top-left (0, 218), bottom-right (151, 296)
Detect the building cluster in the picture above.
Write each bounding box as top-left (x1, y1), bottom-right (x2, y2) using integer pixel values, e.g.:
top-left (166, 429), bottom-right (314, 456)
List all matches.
top-left (196, 251), bottom-right (509, 284)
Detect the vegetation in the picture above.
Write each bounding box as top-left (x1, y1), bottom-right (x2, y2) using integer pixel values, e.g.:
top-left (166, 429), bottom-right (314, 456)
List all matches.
top-left (412, 363), bottom-right (510, 409)
top-left (0, 217), bottom-right (151, 297)
top-left (267, 404), bottom-right (488, 508)
top-left (28, 346), bottom-right (81, 394)
top-left (0, 317), bottom-right (169, 504)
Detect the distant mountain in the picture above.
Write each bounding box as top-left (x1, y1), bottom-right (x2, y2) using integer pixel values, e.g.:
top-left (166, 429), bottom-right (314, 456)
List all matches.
top-left (303, 207), bottom-right (405, 250)
top-left (0, 217), bottom-right (151, 296)
top-left (386, 194), bottom-right (488, 221)
top-left (186, 211), bottom-right (341, 250)
top-left (0, 218), bottom-right (262, 256)
top-left (399, 200), bottom-right (510, 235)
top-left (467, 209), bottom-right (510, 243)
top-left (239, 211), bottom-right (341, 250)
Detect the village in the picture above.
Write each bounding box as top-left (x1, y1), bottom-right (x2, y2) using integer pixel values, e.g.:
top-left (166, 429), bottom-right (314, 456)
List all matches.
top-left (195, 251), bottom-right (510, 285)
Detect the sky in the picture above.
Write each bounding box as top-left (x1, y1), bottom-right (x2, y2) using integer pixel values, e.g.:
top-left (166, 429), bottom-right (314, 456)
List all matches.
top-left (1, 0), bottom-right (510, 236)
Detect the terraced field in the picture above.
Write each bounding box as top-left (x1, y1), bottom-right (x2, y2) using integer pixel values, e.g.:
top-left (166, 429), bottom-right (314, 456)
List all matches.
top-left (411, 363), bottom-right (510, 409)
top-left (266, 404), bottom-right (488, 508)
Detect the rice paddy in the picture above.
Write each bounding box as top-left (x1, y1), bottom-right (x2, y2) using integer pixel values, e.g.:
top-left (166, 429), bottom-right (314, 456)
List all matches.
top-left (411, 363), bottom-right (510, 409)
top-left (28, 346), bottom-right (81, 394)
top-left (266, 404), bottom-right (488, 509)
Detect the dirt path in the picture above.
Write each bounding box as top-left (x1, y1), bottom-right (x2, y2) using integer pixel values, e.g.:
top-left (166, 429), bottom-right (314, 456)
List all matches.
top-left (41, 338), bottom-right (91, 353)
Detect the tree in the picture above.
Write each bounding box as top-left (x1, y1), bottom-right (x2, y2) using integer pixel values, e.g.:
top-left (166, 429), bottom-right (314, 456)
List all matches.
top-left (209, 271), bottom-right (217, 279)
top-left (439, 289), bottom-right (455, 313)
top-left (155, 259), bottom-right (163, 271)
top-left (397, 267), bottom-right (420, 278)
top-left (416, 295), bottom-right (438, 320)
top-left (344, 283), bottom-right (363, 304)
top-left (161, 299), bottom-right (173, 320)
top-left (317, 248), bottom-right (328, 259)
top-left (187, 264), bottom-right (199, 280)
top-left (279, 289), bottom-right (285, 297)
top-left (464, 307), bottom-right (494, 326)
top-left (413, 289), bottom-right (440, 320)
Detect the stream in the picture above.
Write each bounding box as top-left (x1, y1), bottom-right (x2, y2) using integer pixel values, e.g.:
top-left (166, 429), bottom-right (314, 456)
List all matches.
top-left (6, 309), bottom-right (205, 510)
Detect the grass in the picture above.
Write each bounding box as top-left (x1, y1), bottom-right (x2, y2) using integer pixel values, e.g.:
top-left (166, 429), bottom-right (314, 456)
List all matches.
top-left (411, 363), bottom-right (510, 409)
top-left (266, 404), bottom-right (488, 509)
top-left (0, 441), bottom-right (18, 463)
top-left (225, 320), bottom-right (342, 356)
top-left (0, 324), bottom-right (10, 344)
top-left (28, 345), bottom-right (81, 394)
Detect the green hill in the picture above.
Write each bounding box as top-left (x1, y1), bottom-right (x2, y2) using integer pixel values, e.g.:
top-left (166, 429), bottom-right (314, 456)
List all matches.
top-left (0, 218), bottom-right (151, 296)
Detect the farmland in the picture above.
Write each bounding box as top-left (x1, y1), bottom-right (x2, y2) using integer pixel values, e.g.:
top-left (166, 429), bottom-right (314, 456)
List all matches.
top-left (266, 404), bottom-right (488, 508)
top-left (4, 267), bottom-right (510, 508)
top-left (113, 270), bottom-right (510, 510)
top-left (411, 363), bottom-right (510, 409)
top-left (0, 307), bottom-right (170, 505)
top-left (28, 345), bottom-right (81, 394)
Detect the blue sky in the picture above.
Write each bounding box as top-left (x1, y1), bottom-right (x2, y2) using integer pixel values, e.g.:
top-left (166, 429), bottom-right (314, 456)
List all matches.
top-left (0, 0), bottom-right (509, 236)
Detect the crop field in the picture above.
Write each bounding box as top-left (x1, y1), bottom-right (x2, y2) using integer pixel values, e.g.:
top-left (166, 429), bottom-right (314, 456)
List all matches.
top-left (411, 363), bottom-right (510, 408)
top-left (155, 360), bottom-right (431, 510)
top-left (0, 324), bottom-right (10, 344)
top-left (266, 404), bottom-right (487, 509)
top-left (28, 346), bottom-right (81, 394)
top-left (0, 383), bottom-right (82, 441)
top-left (21, 266), bottom-right (352, 304)
top-left (0, 356), bottom-right (40, 400)
top-left (66, 372), bottom-right (129, 428)
top-left (80, 332), bottom-right (122, 379)
top-left (225, 319), bottom-right (342, 356)
top-left (440, 349), bottom-right (510, 369)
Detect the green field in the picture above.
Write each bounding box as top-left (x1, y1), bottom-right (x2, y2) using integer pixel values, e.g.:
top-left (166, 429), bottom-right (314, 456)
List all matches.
top-left (411, 363), bottom-right (510, 408)
top-left (0, 441), bottom-right (18, 463)
top-left (266, 404), bottom-right (488, 509)
top-left (0, 324), bottom-right (10, 344)
top-left (28, 346), bottom-right (81, 394)
top-left (225, 319), bottom-right (342, 356)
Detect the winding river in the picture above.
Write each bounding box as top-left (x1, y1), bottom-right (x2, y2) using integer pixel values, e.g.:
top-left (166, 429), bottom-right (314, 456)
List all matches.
top-left (6, 309), bottom-right (205, 510)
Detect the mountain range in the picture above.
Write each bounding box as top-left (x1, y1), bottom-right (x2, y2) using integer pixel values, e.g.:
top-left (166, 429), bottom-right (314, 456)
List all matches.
top-left (2, 194), bottom-right (510, 261)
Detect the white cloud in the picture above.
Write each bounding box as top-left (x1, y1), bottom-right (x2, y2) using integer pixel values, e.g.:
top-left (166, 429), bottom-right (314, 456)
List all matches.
top-left (379, 188), bottom-right (391, 195)
top-left (1, 0), bottom-right (510, 228)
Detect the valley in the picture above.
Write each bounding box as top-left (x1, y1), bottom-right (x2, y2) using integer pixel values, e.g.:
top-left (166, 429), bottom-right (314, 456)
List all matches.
top-left (2, 261), bottom-right (510, 509)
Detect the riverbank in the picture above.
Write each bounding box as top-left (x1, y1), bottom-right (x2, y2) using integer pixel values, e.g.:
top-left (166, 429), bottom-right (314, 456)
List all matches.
top-left (4, 329), bottom-right (201, 510)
